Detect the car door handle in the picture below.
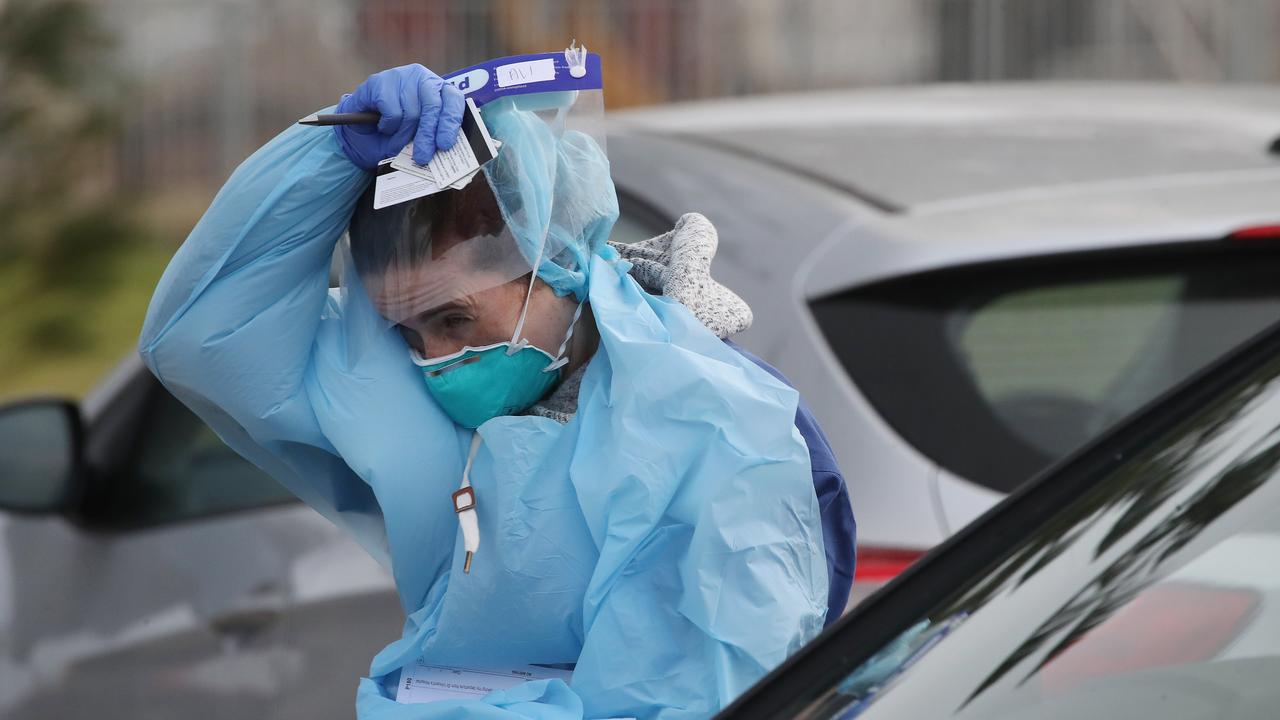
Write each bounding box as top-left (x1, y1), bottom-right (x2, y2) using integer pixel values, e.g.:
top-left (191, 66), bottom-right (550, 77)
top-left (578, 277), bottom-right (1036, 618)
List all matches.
top-left (209, 585), bottom-right (285, 638)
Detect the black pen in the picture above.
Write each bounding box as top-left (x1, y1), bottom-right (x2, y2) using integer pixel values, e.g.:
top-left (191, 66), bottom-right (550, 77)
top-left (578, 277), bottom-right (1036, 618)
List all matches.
top-left (297, 111), bottom-right (381, 126)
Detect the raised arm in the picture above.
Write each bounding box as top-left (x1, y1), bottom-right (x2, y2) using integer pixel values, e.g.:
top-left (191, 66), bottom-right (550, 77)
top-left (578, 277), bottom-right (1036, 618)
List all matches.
top-left (138, 65), bottom-right (465, 560)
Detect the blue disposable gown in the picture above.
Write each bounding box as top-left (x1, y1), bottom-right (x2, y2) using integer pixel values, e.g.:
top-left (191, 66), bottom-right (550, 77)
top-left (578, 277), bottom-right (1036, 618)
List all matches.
top-left (139, 118), bottom-right (828, 719)
top-left (728, 340), bottom-right (857, 622)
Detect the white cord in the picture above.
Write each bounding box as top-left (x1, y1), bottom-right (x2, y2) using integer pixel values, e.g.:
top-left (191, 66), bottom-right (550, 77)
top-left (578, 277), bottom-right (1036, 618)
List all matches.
top-left (454, 433), bottom-right (482, 573)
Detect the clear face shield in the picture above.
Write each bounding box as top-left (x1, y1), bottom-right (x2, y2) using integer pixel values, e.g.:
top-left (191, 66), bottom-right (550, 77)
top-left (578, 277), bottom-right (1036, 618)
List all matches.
top-left (338, 48), bottom-right (617, 422)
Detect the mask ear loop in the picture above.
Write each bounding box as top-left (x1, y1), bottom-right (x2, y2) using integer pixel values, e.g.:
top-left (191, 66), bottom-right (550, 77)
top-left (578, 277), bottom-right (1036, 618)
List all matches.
top-left (505, 241), bottom-right (582, 373)
top-left (507, 245), bottom-right (546, 354)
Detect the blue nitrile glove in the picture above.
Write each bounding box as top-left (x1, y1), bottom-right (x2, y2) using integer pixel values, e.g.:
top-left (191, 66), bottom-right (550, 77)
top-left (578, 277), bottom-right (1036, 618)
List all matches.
top-left (334, 64), bottom-right (466, 171)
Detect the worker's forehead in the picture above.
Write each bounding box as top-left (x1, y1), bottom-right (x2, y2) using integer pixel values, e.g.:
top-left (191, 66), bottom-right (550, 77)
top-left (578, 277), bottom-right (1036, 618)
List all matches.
top-left (365, 250), bottom-right (526, 321)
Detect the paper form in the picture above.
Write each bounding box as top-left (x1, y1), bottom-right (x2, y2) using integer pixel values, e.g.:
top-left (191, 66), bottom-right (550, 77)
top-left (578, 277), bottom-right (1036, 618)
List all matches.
top-left (395, 658), bottom-right (573, 704)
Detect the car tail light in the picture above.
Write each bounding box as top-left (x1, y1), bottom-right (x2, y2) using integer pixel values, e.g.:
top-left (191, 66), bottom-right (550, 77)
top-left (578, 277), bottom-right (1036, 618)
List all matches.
top-left (854, 546), bottom-right (926, 584)
top-left (1228, 225), bottom-right (1280, 241)
top-left (1040, 582), bottom-right (1259, 695)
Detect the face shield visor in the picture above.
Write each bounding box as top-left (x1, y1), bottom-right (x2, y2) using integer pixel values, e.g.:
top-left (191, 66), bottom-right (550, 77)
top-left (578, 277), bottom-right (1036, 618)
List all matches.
top-left (338, 46), bottom-right (618, 369)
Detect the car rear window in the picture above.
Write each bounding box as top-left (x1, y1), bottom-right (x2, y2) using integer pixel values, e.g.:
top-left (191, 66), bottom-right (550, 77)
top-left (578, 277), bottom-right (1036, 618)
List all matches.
top-left (810, 242), bottom-right (1280, 493)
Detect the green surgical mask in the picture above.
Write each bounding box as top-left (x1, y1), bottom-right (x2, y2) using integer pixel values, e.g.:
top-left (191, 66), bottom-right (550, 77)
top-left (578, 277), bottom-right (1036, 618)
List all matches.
top-left (411, 269), bottom-right (582, 428)
top-left (414, 340), bottom-right (564, 428)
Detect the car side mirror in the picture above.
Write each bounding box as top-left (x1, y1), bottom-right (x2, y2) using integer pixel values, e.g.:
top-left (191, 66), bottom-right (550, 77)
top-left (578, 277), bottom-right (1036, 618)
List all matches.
top-left (0, 398), bottom-right (84, 514)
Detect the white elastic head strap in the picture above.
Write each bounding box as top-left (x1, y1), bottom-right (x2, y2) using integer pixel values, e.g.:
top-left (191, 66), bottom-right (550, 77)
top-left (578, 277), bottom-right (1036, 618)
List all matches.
top-left (504, 242), bottom-right (579, 373)
top-left (507, 245), bottom-right (545, 352)
top-left (545, 299), bottom-right (585, 372)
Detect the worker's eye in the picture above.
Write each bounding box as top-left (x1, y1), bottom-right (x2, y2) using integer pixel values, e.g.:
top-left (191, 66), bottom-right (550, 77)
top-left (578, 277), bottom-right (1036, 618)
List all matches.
top-left (424, 313), bottom-right (476, 343)
top-left (441, 314), bottom-right (472, 331)
top-left (396, 325), bottom-right (425, 354)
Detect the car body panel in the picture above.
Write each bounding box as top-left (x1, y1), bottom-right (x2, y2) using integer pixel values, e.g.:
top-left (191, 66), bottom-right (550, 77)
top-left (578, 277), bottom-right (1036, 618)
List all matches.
top-left (608, 132), bottom-right (950, 548)
top-left (713, 321), bottom-right (1280, 720)
top-left (860, 372), bottom-right (1280, 719)
top-left (0, 504), bottom-right (398, 719)
top-left (932, 467), bottom-right (1003, 535)
top-left (612, 84), bottom-right (1280, 210)
top-left (801, 172), bottom-right (1280, 299)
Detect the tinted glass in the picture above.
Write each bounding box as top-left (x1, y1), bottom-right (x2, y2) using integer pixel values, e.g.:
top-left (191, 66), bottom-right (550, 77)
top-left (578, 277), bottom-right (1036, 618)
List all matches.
top-left (0, 401), bottom-right (76, 511)
top-left (800, 338), bottom-right (1280, 720)
top-left (957, 275), bottom-right (1185, 457)
top-left (95, 388), bottom-right (293, 527)
top-left (811, 244), bottom-right (1280, 492)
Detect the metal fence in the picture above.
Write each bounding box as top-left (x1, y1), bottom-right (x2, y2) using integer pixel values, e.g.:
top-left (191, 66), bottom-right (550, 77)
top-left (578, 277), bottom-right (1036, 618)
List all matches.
top-left (100, 0), bottom-right (1280, 191)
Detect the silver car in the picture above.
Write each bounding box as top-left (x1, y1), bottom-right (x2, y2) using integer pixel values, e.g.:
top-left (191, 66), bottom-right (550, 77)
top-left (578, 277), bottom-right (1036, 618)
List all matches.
top-left (2, 84), bottom-right (1279, 717)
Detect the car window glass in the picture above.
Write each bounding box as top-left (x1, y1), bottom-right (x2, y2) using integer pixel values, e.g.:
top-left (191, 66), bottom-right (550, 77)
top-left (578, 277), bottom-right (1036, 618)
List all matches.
top-left (96, 388), bottom-right (294, 527)
top-left (798, 345), bottom-right (1280, 720)
top-left (811, 244), bottom-right (1280, 493)
top-left (955, 272), bottom-right (1275, 458)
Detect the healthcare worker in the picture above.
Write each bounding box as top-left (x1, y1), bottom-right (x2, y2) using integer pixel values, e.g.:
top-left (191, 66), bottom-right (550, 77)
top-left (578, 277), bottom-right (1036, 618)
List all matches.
top-left (139, 49), bottom-right (853, 720)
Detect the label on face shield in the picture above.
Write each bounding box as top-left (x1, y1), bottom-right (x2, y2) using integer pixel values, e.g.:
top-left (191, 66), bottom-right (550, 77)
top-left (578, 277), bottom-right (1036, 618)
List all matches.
top-left (495, 58), bottom-right (557, 88)
top-left (374, 98), bottom-right (500, 210)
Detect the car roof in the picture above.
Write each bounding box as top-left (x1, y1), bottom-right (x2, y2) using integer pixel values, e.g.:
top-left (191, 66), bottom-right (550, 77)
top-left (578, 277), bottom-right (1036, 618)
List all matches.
top-left (611, 83), bottom-right (1280, 212)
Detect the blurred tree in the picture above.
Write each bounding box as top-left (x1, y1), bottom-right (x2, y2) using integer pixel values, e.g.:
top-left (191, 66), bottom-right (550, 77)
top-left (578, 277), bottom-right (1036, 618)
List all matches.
top-left (0, 0), bottom-right (137, 361)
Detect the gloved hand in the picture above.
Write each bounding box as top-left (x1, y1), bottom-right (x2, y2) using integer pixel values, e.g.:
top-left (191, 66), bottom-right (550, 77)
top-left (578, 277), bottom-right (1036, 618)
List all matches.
top-left (334, 64), bottom-right (466, 171)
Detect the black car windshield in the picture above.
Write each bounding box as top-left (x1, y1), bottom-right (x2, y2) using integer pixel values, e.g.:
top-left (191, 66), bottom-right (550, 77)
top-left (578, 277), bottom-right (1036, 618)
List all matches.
top-left (803, 334), bottom-right (1280, 719)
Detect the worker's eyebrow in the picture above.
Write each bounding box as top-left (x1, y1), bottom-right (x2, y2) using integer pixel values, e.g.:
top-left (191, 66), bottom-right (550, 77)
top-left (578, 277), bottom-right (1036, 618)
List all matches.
top-left (413, 299), bottom-right (467, 323)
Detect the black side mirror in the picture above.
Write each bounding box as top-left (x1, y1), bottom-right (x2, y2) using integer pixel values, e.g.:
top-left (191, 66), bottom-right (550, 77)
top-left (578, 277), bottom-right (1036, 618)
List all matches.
top-left (0, 398), bottom-right (85, 514)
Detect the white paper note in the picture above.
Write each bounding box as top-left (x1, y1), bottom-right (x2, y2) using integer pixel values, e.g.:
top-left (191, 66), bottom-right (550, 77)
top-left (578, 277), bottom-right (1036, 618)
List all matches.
top-left (372, 164), bottom-right (439, 210)
top-left (495, 58), bottom-right (556, 88)
top-left (395, 659), bottom-right (574, 704)
top-left (390, 128), bottom-right (478, 189)
top-left (374, 98), bottom-right (500, 209)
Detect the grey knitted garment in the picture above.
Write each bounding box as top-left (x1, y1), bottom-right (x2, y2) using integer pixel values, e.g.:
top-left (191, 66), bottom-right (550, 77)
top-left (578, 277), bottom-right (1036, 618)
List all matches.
top-left (525, 212), bottom-right (753, 424)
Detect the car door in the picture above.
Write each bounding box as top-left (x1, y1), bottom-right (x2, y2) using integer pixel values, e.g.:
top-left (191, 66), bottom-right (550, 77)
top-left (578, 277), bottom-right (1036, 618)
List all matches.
top-left (0, 371), bottom-right (391, 720)
top-left (715, 318), bottom-right (1280, 720)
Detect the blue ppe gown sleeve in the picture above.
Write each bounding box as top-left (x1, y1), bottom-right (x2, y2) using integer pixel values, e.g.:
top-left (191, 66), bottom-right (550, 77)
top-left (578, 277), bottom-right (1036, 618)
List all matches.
top-left (724, 339), bottom-right (857, 623)
top-left (136, 110), bottom-right (393, 564)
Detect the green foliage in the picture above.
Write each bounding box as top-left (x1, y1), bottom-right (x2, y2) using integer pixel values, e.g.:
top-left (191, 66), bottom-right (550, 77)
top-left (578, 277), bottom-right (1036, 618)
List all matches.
top-left (0, 239), bottom-right (172, 399)
top-left (0, 0), bottom-right (152, 400)
top-left (0, 0), bottom-right (112, 89)
top-left (0, 0), bottom-right (121, 205)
